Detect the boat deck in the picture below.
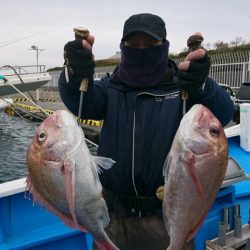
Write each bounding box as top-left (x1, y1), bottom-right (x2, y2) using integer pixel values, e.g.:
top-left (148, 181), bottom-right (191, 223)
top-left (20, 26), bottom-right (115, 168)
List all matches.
top-left (0, 180), bottom-right (93, 250)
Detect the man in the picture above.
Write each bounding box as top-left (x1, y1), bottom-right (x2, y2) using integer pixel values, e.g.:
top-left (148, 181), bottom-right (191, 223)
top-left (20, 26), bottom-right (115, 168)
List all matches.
top-left (59, 13), bottom-right (234, 250)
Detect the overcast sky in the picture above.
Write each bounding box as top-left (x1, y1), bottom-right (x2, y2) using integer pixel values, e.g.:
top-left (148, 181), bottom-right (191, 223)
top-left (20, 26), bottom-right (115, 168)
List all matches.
top-left (1, 0), bottom-right (250, 70)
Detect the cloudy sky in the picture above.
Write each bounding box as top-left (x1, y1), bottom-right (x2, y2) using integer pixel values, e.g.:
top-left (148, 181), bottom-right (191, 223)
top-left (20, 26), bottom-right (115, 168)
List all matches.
top-left (1, 0), bottom-right (249, 70)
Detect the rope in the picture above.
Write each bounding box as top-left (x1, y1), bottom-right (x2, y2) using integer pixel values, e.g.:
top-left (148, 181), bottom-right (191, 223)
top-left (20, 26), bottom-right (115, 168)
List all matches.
top-left (0, 65), bottom-right (98, 149)
top-left (5, 82), bottom-right (50, 117)
top-left (0, 97), bottom-right (43, 122)
top-left (0, 65), bottom-right (50, 117)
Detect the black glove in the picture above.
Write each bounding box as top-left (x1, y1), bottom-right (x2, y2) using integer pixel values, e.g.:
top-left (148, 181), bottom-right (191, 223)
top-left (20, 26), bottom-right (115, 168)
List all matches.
top-left (177, 53), bottom-right (210, 98)
top-left (64, 39), bottom-right (95, 89)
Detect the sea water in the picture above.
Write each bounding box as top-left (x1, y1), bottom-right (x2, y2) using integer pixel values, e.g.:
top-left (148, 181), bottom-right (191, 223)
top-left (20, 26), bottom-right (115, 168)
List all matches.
top-left (0, 110), bottom-right (98, 184)
top-left (0, 111), bottom-right (37, 183)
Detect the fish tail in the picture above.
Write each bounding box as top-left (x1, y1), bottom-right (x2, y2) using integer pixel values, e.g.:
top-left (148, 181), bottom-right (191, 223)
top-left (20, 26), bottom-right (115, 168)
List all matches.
top-left (95, 239), bottom-right (120, 250)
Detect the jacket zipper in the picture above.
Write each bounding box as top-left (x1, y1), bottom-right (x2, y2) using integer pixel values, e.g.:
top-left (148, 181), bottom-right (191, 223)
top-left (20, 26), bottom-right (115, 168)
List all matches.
top-left (131, 90), bottom-right (180, 198)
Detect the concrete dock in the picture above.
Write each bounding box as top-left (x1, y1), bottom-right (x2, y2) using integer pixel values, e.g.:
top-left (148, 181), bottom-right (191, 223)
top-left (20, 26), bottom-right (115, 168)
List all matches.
top-left (4, 96), bottom-right (102, 144)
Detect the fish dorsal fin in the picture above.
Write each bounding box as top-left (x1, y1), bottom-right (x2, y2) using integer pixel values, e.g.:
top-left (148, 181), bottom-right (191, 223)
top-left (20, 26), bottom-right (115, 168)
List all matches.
top-left (93, 156), bottom-right (115, 174)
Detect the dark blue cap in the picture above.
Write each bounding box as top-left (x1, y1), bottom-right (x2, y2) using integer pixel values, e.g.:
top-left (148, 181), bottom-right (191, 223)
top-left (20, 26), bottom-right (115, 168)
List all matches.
top-left (122, 13), bottom-right (167, 41)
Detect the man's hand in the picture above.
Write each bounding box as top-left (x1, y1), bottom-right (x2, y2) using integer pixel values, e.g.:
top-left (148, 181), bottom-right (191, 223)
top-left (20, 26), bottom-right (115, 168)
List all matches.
top-left (64, 34), bottom-right (95, 89)
top-left (177, 48), bottom-right (211, 98)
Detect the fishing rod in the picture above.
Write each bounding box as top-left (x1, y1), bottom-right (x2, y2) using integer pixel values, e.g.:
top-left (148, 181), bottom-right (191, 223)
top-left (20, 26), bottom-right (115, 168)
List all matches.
top-left (0, 35), bottom-right (34, 48)
top-left (0, 38), bottom-right (18, 45)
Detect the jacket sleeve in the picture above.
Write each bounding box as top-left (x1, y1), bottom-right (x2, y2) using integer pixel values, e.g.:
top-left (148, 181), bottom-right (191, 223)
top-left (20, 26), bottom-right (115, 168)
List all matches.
top-left (198, 77), bottom-right (234, 126)
top-left (58, 69), bottom-right (108, 120)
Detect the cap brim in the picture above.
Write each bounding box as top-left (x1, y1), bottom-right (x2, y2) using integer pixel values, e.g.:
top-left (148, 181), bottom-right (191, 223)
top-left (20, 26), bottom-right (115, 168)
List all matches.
top-left (122, 29), bottom-right (162, 41)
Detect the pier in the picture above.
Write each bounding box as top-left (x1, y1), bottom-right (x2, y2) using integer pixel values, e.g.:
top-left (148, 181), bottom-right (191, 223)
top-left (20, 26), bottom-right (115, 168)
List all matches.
top-left (4, 92), bottom-right (102, 144)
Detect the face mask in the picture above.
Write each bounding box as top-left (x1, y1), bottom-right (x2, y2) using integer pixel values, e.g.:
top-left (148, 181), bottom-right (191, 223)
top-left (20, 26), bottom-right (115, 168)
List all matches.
top-left (118, 41), bottom-right (169, 88)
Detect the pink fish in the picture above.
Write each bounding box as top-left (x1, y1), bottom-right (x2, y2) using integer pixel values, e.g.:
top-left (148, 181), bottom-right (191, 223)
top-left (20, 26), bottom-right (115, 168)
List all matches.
top-left (163, 104), bottom-right (228, 250)
top-left (26, 110), bottom-right (119, 250)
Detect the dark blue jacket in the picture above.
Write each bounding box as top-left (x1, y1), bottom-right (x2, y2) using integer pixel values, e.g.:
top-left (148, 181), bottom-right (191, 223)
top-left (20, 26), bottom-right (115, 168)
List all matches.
top-left (58, 68), bottom-right (234, 197)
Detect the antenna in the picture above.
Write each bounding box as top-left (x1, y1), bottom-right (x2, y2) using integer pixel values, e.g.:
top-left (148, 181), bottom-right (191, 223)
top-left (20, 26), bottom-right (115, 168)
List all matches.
top-left (29, 45), bottom-right (45, 72)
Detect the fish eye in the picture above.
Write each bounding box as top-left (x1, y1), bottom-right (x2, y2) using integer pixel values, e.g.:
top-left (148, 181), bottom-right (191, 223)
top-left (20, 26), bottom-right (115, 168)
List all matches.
top-left (38, 131), bottom-right (47, 142)
top-left (209, 126), bottom-right (220, 137)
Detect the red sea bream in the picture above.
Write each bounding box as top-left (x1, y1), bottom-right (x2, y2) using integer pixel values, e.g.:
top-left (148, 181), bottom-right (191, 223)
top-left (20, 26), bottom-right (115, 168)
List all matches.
top-left (26, 110), bottom-right (119, 250)
top-left (163, 104), bottom-right (228, 250)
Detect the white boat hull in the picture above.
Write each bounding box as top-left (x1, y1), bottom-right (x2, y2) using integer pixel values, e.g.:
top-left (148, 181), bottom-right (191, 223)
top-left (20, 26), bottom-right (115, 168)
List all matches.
top-left (0, 73), bottom-right (51, 97)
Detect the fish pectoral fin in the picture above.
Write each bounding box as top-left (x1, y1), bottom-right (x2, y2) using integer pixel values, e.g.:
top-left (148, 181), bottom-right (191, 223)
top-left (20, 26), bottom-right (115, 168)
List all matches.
top-left (93, 156), bottom-right (116, 174)
top-left (95, 240), bottom-right (120, 250)
top-left (183, 153), bottom-right (204, 196)
top-left (44, 160), bottom-right (64, 171)
top-left (63, 158), bottom-right (78, 227)
top-left (100, 197), bottom-right (110, 228)
top-left (26, 174), bottom-right (88, 232)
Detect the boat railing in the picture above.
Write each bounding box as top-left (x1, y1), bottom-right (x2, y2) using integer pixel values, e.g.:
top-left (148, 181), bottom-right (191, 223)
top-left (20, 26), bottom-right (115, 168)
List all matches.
top-left (0, 65), bottom-right (47, 76)
top-left (0, 178), bottom-right (26, 198)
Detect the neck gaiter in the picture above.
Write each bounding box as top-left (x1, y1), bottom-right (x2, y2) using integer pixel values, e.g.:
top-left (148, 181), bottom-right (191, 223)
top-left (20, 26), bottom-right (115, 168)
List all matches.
top-left (118, 41), bottom-right (169, 88)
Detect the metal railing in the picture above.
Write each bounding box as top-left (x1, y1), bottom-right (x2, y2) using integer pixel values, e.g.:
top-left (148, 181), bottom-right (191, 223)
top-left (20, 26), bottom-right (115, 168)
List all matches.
top-left (209, 51), bottom-right (250, 92)
top-left (173, 51), bottom-right (250, 92)
top-left (46, 51), bottom-right (250, 91)
top-left (0, 65), bottom-right (46, 76)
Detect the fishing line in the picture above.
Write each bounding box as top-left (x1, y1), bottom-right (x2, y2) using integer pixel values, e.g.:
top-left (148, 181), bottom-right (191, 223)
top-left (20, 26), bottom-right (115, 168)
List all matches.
top-left (0, 35), bottom-right (34, 48)
top-left (85, 138), bottom-right (98, 148)
top-left (0, 38), bottom-right (18, 45)
top-left (63, 135), bottom-right (98, 159)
